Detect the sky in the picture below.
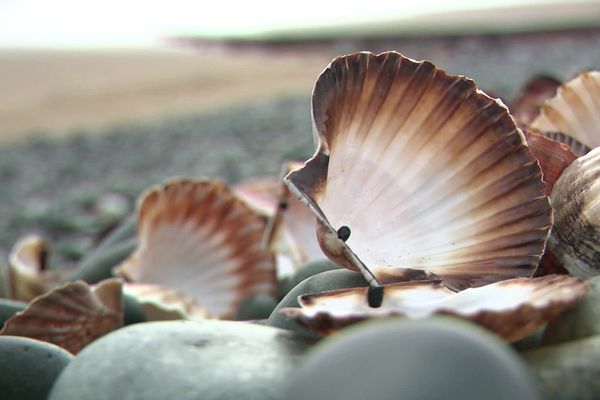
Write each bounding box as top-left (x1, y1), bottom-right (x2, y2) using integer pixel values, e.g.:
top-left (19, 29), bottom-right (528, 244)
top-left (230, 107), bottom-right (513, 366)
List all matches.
top-left (0, 0), bottom-right (597, 48)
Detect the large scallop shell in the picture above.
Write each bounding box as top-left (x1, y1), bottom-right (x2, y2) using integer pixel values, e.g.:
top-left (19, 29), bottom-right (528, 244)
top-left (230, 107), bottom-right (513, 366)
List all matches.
top-left (531, 71), bottom-right (600, 152)
top-left (264, 161), bottom-right (325, 277)
top-left (285, 51), bottom-right (552, 288)
top-left (116, 179), bottom-right (276, 319)
top-left (0, 278), bottom-right (123, 354)
top-left (8, 235), bottom-right (51, 301)
top-left (549, 146), bottom-right (600, 279)
top-left (280, 275), bottom-right (586, 341)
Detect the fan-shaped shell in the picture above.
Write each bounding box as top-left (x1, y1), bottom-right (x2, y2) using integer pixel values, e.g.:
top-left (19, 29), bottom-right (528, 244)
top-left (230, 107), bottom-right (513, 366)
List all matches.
top-left (549, 147), bottom-right (600, 279)
top-left (123, 283), bottom-right (209, 320)
top-left (263, 161), bottom-right (325, 277)
top-left (285, 51), bottom-right (551, 288)
top-left (116, 179), bottom-right (276, 319)
top-left (531, 71), bottom-right (600, 152)
top-left (0, 278), bottom-right (123, 354)
top-left (281, 275), bottom-right (586, 341)
top-left (8, 235), bottom-right (50, 301)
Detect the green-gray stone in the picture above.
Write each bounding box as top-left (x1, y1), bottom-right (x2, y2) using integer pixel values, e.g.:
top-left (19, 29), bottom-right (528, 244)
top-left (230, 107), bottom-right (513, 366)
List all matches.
top-left (512, 327), bottom-right (546, 352)
top-left (523, 335), bottom-right (600, 400)
top-left (267, 269), bottom-right (368, 338)
top-left (67, 237), bottom-right (136, 283)
top-left (278, 259), bottom-right (341, 299)
top-left (287, 317), bottom-right (541, 400)
top-left (49, 320), bottom-right (316, 400)
top-left (0, 299), bottom-right (26, 328)
top-left (543, 275), bottom-right (600, 345)
top-left (0, 336), bottom-right (73, 400)
top-left (235, 293), bottom-right (278, 320)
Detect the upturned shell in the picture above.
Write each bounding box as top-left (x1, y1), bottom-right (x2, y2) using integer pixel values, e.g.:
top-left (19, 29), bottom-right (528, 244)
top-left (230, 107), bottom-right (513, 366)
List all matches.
top-left (116, 179), bottom-right (276, 319)
top-left (123, 283), bottom-right (209, 320)
top-left (285, 51), bottom-right (552, 288)
top-left (549, 146), bottom-right (600, 279)
top-left (531, 71), bottom-right (600, 153)
top-left (280, 275), bottom-right (587, 341)
top-left (8, 235), bottom-right (51, 301)
top-left (263, 161), bottom-right (325, 278)
top-left (0, 278), bottom-right (123, 354)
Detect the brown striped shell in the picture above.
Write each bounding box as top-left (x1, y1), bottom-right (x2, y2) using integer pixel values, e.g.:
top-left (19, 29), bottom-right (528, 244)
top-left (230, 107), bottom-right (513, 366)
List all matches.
top-left (512, 74), bottom-right (561, 128)
top-left (280, 275), bottom-right (587, 341)
top-left (116, 179), bottom-right (276, 319)
top-left (285, 51), bottom-right (552, 288)
top-left (531, 71), bottom-right (600, 153)
top-left (0, 278), bottom-right (123, 354)
top-left (549, 147), bottom-right (600, 279)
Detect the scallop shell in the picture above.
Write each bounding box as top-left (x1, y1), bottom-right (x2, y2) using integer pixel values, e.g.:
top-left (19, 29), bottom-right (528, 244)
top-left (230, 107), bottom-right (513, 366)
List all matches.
top-left (0, 278), bottom-right (123, 354)
top-left (233, 176), bottom-right (280, 218)
top-left (549, 146), bottom-right (600, 279)
top-left (116, 179), bottom-right (276, 319)
top-left (285, 51), bottom-right (552, 288)
top-left (281, 275), bottom-right (587, 341)
top-left (263, 161), bottom-right (325, 277)
top-left (531, 71), bottom-right (600, 152)
top-left (512, 74), bottom-right (561, 128)
top-left (123, 283), bottom-right (209, 320)
top-left (523, 130), bottom-right (577, 195)
top-left (8, 235), bottom-right (51, 301)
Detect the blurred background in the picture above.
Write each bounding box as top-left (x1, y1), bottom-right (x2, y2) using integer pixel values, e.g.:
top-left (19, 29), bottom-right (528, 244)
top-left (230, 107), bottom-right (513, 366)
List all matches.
top-left (1, 0), bottom-right (600, 267)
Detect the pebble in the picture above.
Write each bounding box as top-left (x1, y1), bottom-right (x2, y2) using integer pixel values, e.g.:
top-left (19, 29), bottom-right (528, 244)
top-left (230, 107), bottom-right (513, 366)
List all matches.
top-left (0, 336), bottom-right (73, 400)
top-left (287, 317), bottom-right (541, 400)
top-left (49, 320), bottom-right (316, 400)
top-left (278, 259), bottom-right (341, 299)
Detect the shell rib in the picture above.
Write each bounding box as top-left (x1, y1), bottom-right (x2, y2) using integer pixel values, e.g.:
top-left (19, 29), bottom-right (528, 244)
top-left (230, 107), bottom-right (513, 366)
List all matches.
top-left (0, 278), bottom-right (123, 354)
top-left (280, 275), bottom-right (587, 341)
top-left (263, 161), bottom-right (325, 277)
top-left (531, 71), bottom-right (600, 152)
top-left (285, 51), bottom-right (552, 288)
top-left (116, 179), bottom-right (276, 319)
top-left (549, 147), bottom-right (600, 279)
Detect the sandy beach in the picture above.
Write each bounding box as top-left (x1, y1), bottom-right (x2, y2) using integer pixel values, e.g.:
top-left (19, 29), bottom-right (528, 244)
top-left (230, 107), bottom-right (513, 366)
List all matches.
top-left (0, 48), bottom-right (331, 144)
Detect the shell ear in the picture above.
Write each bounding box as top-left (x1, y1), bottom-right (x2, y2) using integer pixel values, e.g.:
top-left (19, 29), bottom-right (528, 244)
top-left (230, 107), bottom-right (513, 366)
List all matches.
top-left (286, 51), bottom-right (551, 288)
top-left (531, 70), bottom-right (600, 152)
top-left (116, 179), bottom-right (276, 319)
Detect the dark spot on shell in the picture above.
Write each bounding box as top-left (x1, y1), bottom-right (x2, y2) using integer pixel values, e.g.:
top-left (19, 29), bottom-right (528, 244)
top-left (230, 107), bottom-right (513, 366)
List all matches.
top-left (367, 285), bottom-right (384, 308)
top-left (337, 226), bottom-right (351, 242)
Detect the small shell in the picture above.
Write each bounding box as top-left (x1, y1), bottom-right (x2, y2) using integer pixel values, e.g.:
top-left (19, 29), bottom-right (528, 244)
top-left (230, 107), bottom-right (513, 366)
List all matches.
top-left (116, 179), bottom-right (276, 319)
top-left (531, 71), bottom-right (600, 151)
top-left (285, 51), bottom-right (552, 288)
top-left (523, 130), bottom-right (577, 195)
top-left (281, 275), bottom-right (587, 341)
top-left (0, 278), bottom-right (123, 354)
top-left (8, 235), bottom-right (50, 301)
top-left (512, 74), bottom-right (561, 127)
top-left (263, 161), bottom-right (325, 278)
top-left (549, 147), bottom-right (600, 278)
top-left (123, 283), bottom-right (209, 320)
top-left (233, 176), bottom-right (280, 219)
